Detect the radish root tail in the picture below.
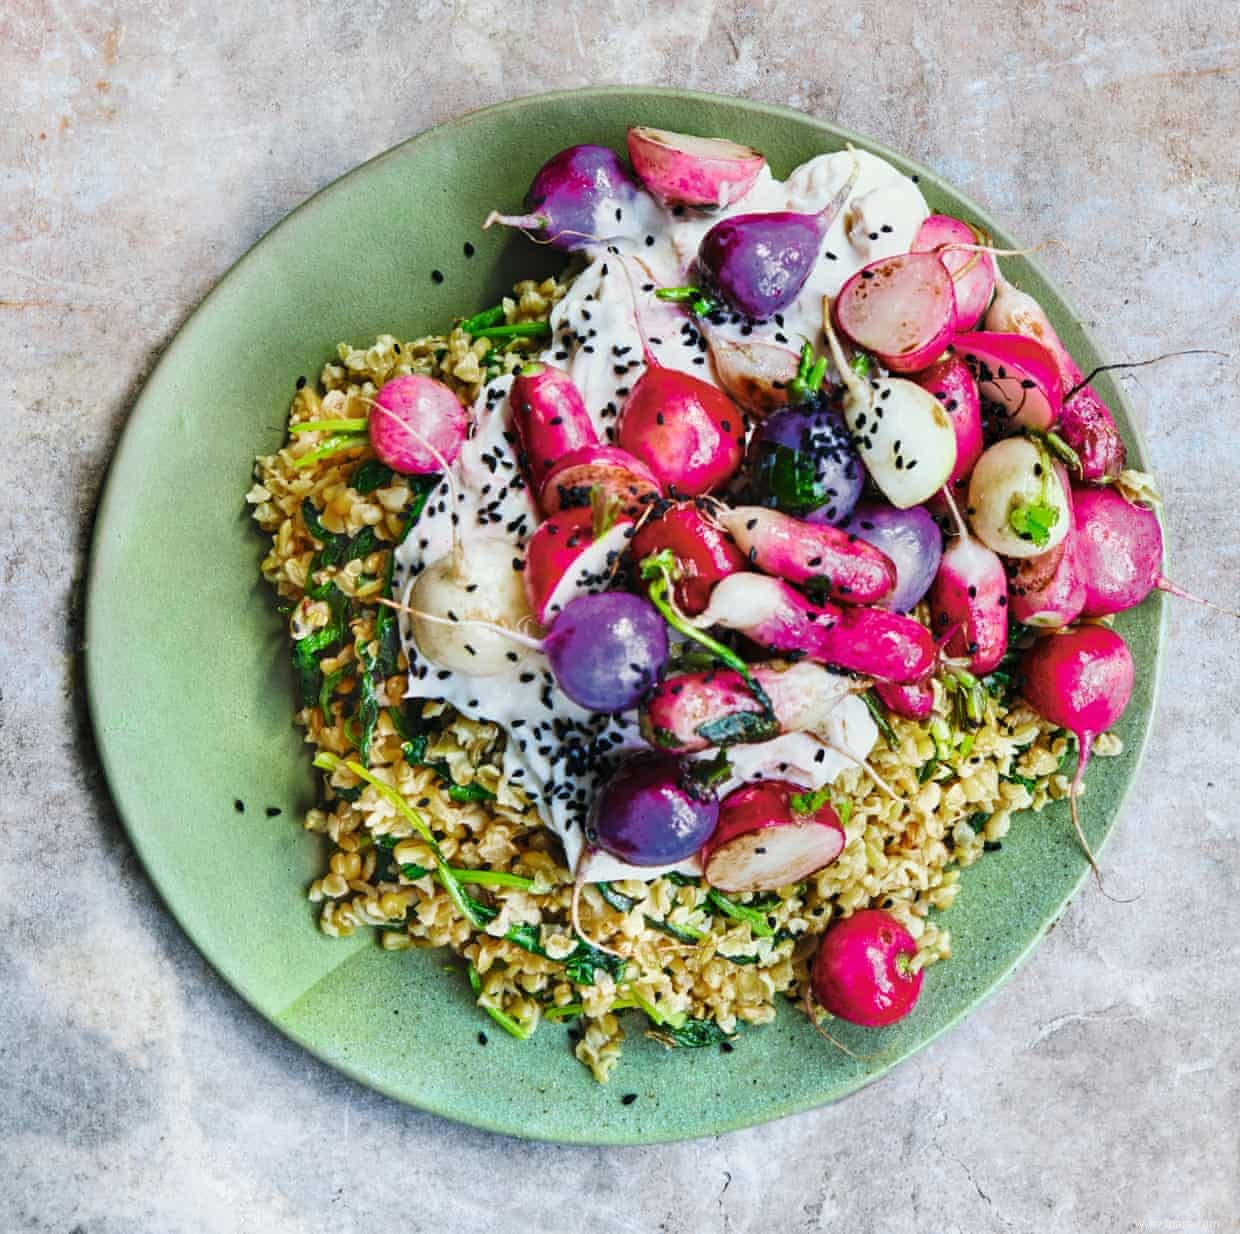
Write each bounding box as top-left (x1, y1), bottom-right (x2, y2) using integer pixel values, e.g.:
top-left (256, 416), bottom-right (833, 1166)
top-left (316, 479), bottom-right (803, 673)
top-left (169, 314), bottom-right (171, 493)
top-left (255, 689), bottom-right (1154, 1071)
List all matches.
top-left (569, 847), bottom-right (626, 960)
top-left (1069, 735), bottom-right (1140, 904)
top-left (802, 982), bottom-right (884, 1062)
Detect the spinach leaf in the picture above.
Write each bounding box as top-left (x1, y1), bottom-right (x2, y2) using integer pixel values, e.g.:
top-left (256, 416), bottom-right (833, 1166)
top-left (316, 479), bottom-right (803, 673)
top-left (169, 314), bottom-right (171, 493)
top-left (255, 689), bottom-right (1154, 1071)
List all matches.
top-left (643, 915), bottom-right (705, 945)
top-left (563, 942), bottom-right (627, 986)
top-left (706, 889), bottom-right (775, 938)
top-left (596, 882), bottom-right (638, 914)
top-left (695, 709), bottom-right (780, 748)
top-left (647, 1017), bottom-right (736, 1049)
top-left (351, 459), bottom-right (395, 493)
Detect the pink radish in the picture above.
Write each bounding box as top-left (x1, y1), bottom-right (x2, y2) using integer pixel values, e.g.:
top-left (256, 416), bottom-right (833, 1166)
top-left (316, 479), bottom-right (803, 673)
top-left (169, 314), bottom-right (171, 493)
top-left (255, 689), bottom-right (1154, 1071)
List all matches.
top-left (1008, 534), bottom-right (1086, 628)
top-left (1019, 625), bottom-right (1134, 887)
top-left (509, 363), bottom-right (598, 490)
top-left (911, 214), bottom-right (996, 331)
top-left (912, 353), bottom-right (982, 509)
top-left (810, 909), bottom-right (923, 1027)
top-left (714, 505), bottom-right (896, 605)
top-left (967, 436), bottom-right (1072, 559)
top-left (539, 444), bottom-right (661, 518)
top-left (522, 506), bottom-right (634, 626)
top-left (703, 780), bottom-right (845, 892)
top-left (834, 251), bottom-right (958, 374)
top-left (707, 335), bottom-right (800, 417)
top-left (929, 493), bottom-right (1009, 674)
top-left (629, 500), bottom-right (747, 616)
top-left (693, 573), bottom-right (936, 684)
top-left (369, 374), bottom-right (468, 474)
top-left (875, 676), bottom-right (935, 721)
top-left (641, 661), bottom-right (857, 754)
top-left (626, 125), bottom-right (766, 207)
top-left (954, 332), bottom-right (1063, 434)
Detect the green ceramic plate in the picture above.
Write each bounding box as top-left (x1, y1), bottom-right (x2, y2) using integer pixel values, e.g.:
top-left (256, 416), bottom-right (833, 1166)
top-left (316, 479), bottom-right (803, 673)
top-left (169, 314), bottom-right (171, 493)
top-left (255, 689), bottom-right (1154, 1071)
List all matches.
top-left (86, 87), bottom-right (1164, 1144)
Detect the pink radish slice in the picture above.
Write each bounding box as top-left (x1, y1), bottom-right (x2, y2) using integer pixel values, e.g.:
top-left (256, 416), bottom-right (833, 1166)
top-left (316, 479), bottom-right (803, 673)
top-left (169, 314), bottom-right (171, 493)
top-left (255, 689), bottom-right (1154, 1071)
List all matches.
top-left (913, 353), bottom-right (982, 510)
top-left (523, 506), bottom-right (634, 625)
top-left (912, 214), bottom-right (996, 331)
top-left (834, 252), bottom-right (957, 374)
top-left (626, 126), bottom-right (766, 207)
top-left (954, 332), bottom-right (1063, 433)
top-left (539, 444), bottom-right (662, 518)
top-left (707, 335), bottom-right (800, 417)
top-left (811, 909), bottom-right (923, 1027)
top-left (510, 363), bottom-right (598, 490)
top-left (703, 780), bottom-right (845, 892)
top-left (369, 374), bottom-right (468, 474)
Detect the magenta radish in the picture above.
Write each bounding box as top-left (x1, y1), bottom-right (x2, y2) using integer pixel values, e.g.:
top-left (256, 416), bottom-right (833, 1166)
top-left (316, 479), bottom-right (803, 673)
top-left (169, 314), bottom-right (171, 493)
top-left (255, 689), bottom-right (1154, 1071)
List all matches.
top-left (875, 676), bottom-right (935, 721)
top-left (509, 363), bottom-right (598, 490)
top-left (810, 909), bottom-right (923, 1027)
top-left (1019, 625), bottom-right (1135, 885)
top-left (1009, 534), bottom-right (1086, 628)
top-left (954, 332), bottom-right (1063, 434)
top-left (368, 374), bottom-right (468, 474)
top-left (841, 502), bottom-right (943, 613)
top-left (967, 436), bottom-right (1071, 558)
top-left (694, 573), bottom-right (935, 683)
top-left (911, 214), bottom-right (996, 331)
top-left (823, 304), bottom-right (958, 509)
top-left (929, 493), bottom-right (1010, 674)
top-left (539, 444), bottom-right (661, 518)
top-left (703, 781), bottom-right (845, 892)
top-left (522, 506), bottom-right (634, 625)
top-left (482, 144), bottom-right (646, 252)
top-left (714, 505), bottom-right (896, 605)
top-left (626, 125), bottom-right (766, 207)
top-left (629, 501), bottom-right (747, 616)
top-left (707, 335), bottom-right (800, 417)
top-left (912, 353), bottom-right (982, 508)
top-left (833, 251), bottom-right (958, 373)
top-left (696, 152), bottom-right (860, 318)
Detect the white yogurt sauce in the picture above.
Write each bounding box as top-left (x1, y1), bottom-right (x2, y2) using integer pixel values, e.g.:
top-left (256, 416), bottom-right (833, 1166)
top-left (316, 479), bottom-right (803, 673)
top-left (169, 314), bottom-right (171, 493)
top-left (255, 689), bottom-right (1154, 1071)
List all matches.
top-left (393, 144), bottom-right (927, 880)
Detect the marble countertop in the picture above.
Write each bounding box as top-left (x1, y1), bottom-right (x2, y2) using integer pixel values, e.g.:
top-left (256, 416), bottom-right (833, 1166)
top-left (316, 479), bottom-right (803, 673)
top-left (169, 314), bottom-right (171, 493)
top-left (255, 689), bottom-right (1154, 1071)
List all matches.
top-left (3, 2), bottom-right (1238, 1231)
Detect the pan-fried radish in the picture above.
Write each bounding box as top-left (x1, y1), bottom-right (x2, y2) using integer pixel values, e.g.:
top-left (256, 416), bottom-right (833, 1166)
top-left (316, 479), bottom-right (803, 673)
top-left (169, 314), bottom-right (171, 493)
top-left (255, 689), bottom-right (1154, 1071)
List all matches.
top-left (929, 492), bottom-right (1009, 674)
top-left (1019, 625), bottom-right (1134, 889)
top-left (841, 502), bottom-right (942, 613)
top-left (810, 909), bottom-right (923, 1027)
top-left (967, 436), bottom-right (1071, 558)
top-left (715, 505), bottom-right (896, 605)
top-left (626, 126), bottom-right (766, 207)
top-left (523, 506), bottom-right (634, 625)
top-left (912, 353), bottom-right (982, 509)
top-left (911, 214), bottom-right (996, 331)
top-left (510, 363), bottom-right (598, 490)
top-left (707, 334), bottom-right (800, 417)
top-left (369, 374), bottom-right (468, 474)
top-left (703, 780), bottom-right (845, 892)
top-left (875, 676), bottom-right (935, 721)
top-left (693, 573), bottom-right (936, 683)
top-left (1008, 532), bottom-right (1085, 628)
top-left (834, 251), bottom-right (958, 373)
top-left (539, 444), bottom-right (661, 517)
top-left (955, 332), bottom-right (1063, 433)
top-left (629, 500), bottom-right (747, 616)
top-left (823, 300), bottom-right (958, 509)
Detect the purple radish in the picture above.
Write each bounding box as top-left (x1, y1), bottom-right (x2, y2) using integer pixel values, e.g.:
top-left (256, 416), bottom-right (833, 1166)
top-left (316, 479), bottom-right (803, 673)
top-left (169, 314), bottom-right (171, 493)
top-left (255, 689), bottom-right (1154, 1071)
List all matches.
top-left (928, 493), bottom-right (1009, 675)
top-left (510, 363), bottom-right (598, 490)
top-left (955, 332), bottom-right (1063, 434)
top-left (823, 303), bottom-right (958, 508)
top-left (715, 505), bottom-right (896, 605)
top-left (626, 126), bottom-right (766, 207)
top-left (369, 374), bottom-right (468, 474)
top-left (703, 780), bottom-right (845, 892)
top-left (746, 403), bottom-right (864, 522)
top-left (912, 353), bottom-right (983, 510)
top-left (985, 271), bottom-right (1126, 480)
top-left (811, 909), bottom-right (923, 1027)
top-left (968, 436), bottom-right (1072, 558)
top-left (911, 214), bottom-right (996, 331)
top-left (1019, 625), bottom-right (1135, 888)
top-left (1008, 533), bottom-right (1085, 628)
top-left (834, 251), bottom-right (958, 374)
top-left (708, 335), bottom-right (800, 417)
top-left (539, 444), bottom-right (662, 518)
top-left (482, 144), bottom-right (645, 252)
top-left (693, 573), bottom-right (936, 683)
top-left (697, 152), bottom-right (860, 318)
top-left (641, 661), bottom-right (858, 754)
top-left (875, 676), bottom-right (935, 721)
top-left (842, 502), bottom-right (943, 613)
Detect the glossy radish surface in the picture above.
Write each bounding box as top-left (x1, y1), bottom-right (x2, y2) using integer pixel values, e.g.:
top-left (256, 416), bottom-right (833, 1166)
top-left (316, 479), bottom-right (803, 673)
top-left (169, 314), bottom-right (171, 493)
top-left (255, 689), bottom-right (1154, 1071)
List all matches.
top-left (626, 125), bottom-right (765, 206)
top-left (911, 214), bottom-right (996, 331)
top-left (630, 501), bottom-right (747, 616)
top-left (967, 437), bottom-right (1071, 559)
top-left (539, 444), bottom-right (661, 517)
top-left (746, 403), bottom-right (864, 522)
top-left (707, 335), bottom-right (800, 416)
top-left (523, 506), bottom-right (634, 625)
top-left (875, 676), bottom-right (936, 721)
top-left (955, 332), bottom-right (1063, 434)
top-left (842, 502), bottom-right (942, 613)
top-left (913, 353), bottom-right (982, 509)
top-left (811, 909), bottom-right (923, 1027)
top-left (1009, 534), bottom-right (1085, 628)
top-left (369, 374), bottom-right (467, 474)
top-left (510, 363), bottom-right (598, 490)
top-left (1073, 485), bottom-right (1165, 617)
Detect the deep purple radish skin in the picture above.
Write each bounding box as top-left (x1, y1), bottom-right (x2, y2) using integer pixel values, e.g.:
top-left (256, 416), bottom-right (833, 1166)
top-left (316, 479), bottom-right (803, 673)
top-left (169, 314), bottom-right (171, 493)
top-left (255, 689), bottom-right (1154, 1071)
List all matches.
top-left (368, 374), bottom-right (468, 474)
top-left (811, 909), bottom-right (923, 1027)
top-left (510, 363), bottom-right (598, 490)
top-left (747, 403), bottom-right (864, 522)
top-left (912, 214), bottom-right (996, 331)
top-left (703, 781), bottom-right (845, 892)
top-left (842, 502), bottom-right (943, 613)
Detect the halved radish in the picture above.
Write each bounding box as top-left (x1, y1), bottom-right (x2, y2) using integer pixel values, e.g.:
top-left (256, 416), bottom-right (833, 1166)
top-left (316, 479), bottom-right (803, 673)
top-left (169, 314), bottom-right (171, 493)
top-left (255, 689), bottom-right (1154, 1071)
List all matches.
top-left (629, 500), bottom-right (747, 616)
top-left (954, 332), bottom-right (1063, 433)
top-left (911, 214), bottom-right (996, 331)
top-left (703, 780), bottom-right (846, 892)
top-left (523, 506), bottom-right (635, 625)
top-left (539, 444), bottom-right (662, 517)
top-left (626, 125), bottom-right (766, 207)
top-left (707, 335), bottom-right (800, 417)
top-left (834, 252), bottom-right (957, 374)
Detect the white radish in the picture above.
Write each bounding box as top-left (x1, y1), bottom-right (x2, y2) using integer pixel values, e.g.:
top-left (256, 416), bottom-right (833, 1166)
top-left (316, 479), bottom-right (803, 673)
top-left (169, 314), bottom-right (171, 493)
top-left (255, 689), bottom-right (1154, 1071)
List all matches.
top-left (967, 437), bottom-right (1071, 559)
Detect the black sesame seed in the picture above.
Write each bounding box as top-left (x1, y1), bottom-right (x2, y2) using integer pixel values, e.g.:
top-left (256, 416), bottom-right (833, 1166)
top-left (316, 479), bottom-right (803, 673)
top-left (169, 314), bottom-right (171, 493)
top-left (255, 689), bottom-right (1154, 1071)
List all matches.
top-left (463, 241), bottom-right (475, 257)
top-left (621, 1092), bottom-right (638, 1105)
top-left (431, 269), bottom-right (444, 284)
top-left (295, 375), bottom-right (307, 390)
top-left (233, 799), bottom-right (245, 814)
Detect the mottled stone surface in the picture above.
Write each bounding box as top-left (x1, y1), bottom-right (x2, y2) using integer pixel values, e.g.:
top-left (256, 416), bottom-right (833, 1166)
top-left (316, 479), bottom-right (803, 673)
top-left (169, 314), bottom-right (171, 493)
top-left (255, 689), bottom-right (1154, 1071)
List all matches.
top-left (3, 2), bottom-right (1239, 1231)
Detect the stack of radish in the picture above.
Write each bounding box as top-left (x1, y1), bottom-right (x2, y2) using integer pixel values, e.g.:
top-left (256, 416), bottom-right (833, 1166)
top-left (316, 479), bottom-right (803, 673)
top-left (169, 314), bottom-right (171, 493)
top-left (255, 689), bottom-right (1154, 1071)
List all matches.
top-left (364, 125), bottom-right (1219, 1033)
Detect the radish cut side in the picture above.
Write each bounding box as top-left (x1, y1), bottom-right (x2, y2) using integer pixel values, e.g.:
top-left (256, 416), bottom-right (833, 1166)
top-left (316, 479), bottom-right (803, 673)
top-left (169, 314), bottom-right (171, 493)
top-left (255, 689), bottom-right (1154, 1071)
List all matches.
top-left (704, 821), bottom-right (845, 892)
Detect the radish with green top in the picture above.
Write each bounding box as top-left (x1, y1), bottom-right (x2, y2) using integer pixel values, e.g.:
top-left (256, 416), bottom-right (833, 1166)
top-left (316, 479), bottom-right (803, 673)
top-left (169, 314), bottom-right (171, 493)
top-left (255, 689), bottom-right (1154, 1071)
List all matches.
top-left (967, 436), bottom-right (1071, 558)
top-left (539, 444), bottom-right (662, 517)
top-left (703, 781), bottom-right (845, 892)
top-left (369, 374), bottom-right (468, 474)
top-left (510, 363), bottom-right (598, 490)
top-left (626, 126), bottom-right (766, 207)
top-left (1008, 503), bottom-right (1086, 628)
top-left (955, 332), bottom-right (1063, 434)
top-left (912, 353), bottom-right (982, 509)
top-left (822, 300), bottom-right (958, 509)
top-left (834, 251), bottom-right (958, 373)
top-left (629, 501), bottom-right (747, 616)
top-left (522, 506), bottom-right (634, 626)
top-left (810, 909), bottom-right (923, 1027)
top-left (911, 214), bottom-right (996, 331)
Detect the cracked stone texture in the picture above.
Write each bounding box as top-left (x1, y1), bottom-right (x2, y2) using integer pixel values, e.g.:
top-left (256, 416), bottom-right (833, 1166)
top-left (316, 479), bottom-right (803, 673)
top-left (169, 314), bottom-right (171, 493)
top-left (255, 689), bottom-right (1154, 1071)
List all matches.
top-left (3, 1), bottom-right (1239, 1231)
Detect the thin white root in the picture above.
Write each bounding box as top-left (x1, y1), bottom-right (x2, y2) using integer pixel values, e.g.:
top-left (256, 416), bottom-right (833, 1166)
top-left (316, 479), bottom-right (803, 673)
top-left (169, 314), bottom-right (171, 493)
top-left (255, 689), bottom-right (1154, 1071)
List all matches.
top-left (570, 846), bottom-right (626, 959)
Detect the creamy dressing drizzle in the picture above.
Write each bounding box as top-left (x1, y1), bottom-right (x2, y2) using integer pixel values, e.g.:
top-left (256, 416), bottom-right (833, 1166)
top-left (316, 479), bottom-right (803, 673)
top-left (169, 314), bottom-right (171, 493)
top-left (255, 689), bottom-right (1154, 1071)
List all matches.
top-left (393, 146), bottom-right (928, 881)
